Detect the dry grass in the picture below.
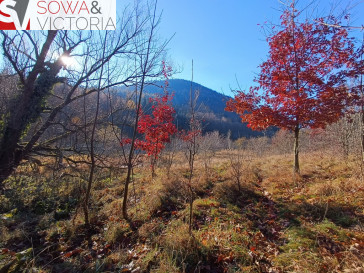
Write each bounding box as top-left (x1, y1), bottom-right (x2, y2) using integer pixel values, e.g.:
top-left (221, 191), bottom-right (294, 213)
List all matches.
top-left (0, 151), bottom-right (363, 273)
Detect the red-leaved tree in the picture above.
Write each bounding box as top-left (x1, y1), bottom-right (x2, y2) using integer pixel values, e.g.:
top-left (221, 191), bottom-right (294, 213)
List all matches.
top-left (137, 93), bottom-right (177, 176)
top-left (226, 5), bottom-right (354, 175)
top-left (121, 63), bottom-right (177, 177)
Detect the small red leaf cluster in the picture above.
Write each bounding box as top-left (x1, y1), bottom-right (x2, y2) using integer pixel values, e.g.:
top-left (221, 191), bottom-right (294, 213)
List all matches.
top-left (179, 128), bottom-right (201, 143)
top-left (121, 93), bottom-right (177, 159)
top-left (136, 94), bottom-right (177, 157)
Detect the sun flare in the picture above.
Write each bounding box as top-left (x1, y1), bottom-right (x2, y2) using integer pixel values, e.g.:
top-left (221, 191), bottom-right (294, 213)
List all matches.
top-left (60, 55), bottom-right (77, 68)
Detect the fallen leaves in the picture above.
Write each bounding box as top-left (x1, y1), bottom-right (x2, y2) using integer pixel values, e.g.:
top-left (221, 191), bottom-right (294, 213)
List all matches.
top-left (63, 248), bottom-right (82, 258)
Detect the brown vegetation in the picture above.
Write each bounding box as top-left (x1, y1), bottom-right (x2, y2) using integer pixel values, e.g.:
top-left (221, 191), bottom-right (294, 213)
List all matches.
top-left (0, 143), bottom-right (363, 272)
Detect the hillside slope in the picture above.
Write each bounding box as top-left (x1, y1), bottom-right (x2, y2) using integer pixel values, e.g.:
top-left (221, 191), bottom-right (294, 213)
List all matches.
top-left (143, 79), bottom-right (262, 139)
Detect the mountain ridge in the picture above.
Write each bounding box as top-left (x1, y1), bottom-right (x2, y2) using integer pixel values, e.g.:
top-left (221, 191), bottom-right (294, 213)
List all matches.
top-left (143, 79), bottom-right (263, 139)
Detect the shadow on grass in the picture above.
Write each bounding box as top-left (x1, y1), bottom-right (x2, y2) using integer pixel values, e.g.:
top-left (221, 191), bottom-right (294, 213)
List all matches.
top-left (279, 200), bottom-right (362, 228)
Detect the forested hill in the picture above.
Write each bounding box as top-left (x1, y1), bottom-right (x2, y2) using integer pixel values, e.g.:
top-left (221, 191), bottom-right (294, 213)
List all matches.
top-left (142, 79), bottom-right (263, 139)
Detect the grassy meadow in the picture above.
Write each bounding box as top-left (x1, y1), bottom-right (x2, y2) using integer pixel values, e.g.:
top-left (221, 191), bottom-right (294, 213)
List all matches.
top-left (0, 150), bottom-right (363, 273)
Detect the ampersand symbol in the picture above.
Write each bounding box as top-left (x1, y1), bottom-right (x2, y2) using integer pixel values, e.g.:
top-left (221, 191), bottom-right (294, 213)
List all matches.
top-left (91, 1), bottom-right (101, 14)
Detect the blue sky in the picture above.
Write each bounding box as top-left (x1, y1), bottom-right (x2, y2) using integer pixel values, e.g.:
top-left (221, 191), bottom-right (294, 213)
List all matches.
top-left (117, 0), bottom-right (364, 96)
top-left (153, 0), bottom-right (364, 97)
top-left (156, 0), bottom-right (281, 96)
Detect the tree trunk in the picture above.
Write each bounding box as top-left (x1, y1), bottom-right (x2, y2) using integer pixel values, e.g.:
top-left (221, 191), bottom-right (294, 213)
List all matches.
top-left (151, 155), bottom-right (157, 178)
top-left (0, 31), bottom-right (59, 190)
top-left (293, 126), bottom-right (300, 175)
top-left (0, 149), bottom-right (22, 192)
top-left (122, 164), bottom-right (132, 220)
top-left (189, 190), bottom-right (193, 234)
top-left (121, 2), bottom-right (159, 224)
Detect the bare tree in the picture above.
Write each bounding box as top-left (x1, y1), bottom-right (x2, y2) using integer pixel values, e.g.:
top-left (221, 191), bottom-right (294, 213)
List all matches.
top-left (182, 60), bottom-right (201, 234)
top-left (82, 32), bottom-right (109, 227)
top-left (327, 114), bottom-right (358, 160)
top-left (200, 131), bottom-right (225, 173)
top-left (108, 0), bottom-right (168, 223)
top-left (228, 147), bottom-right (255, 191)
top-left (0, 1), bottom-right (163, 191)
top-left (353, 37), bottom-right (364, 179)
top-left (159, 136), bottom-right (182, 178)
